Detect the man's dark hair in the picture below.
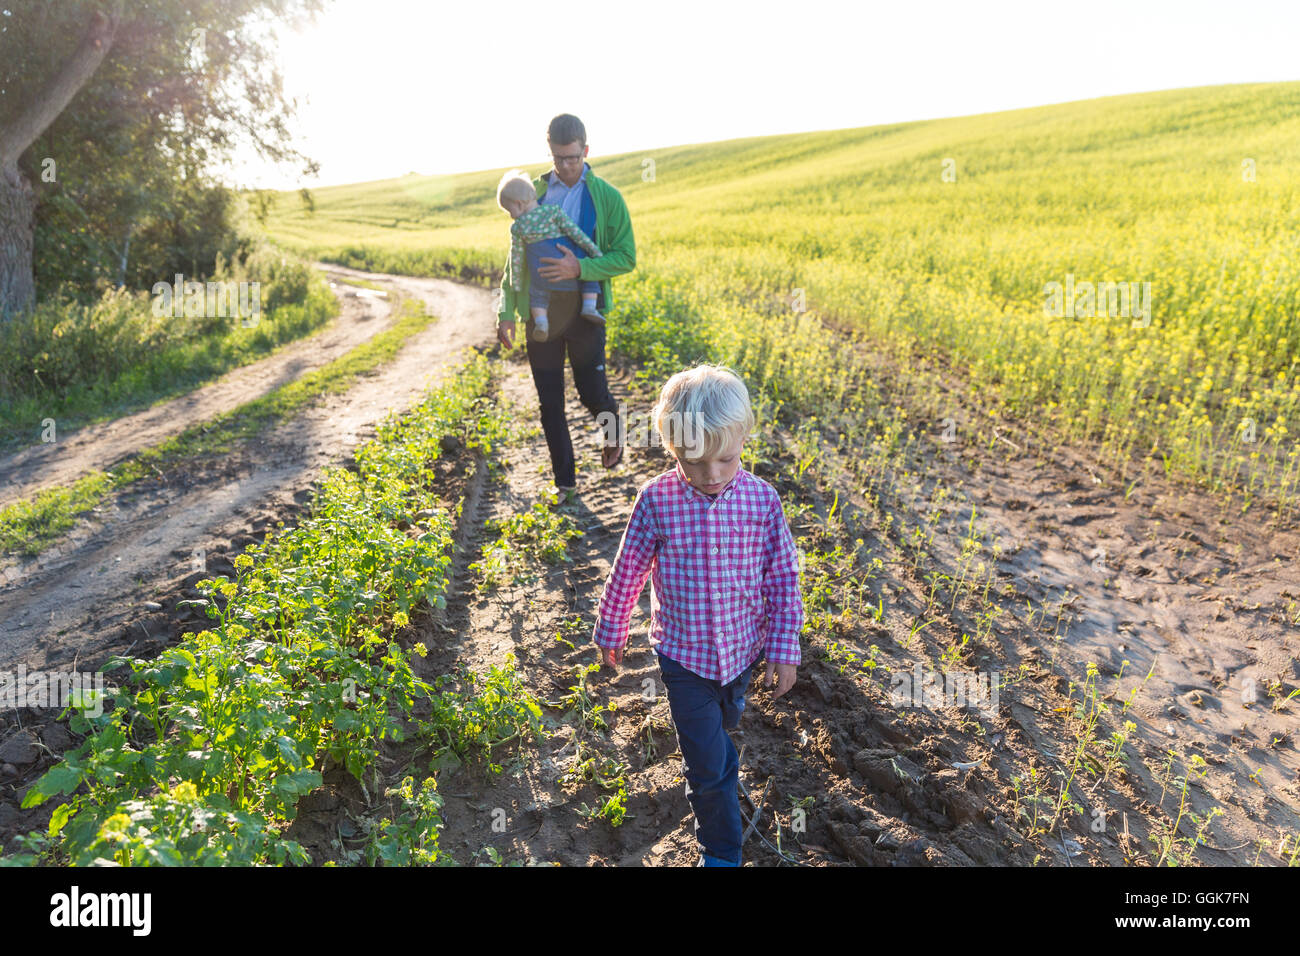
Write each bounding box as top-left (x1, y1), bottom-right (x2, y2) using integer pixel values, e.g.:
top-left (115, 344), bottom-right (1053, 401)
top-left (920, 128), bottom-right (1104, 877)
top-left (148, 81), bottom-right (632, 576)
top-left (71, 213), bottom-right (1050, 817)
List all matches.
top-left (547, 114), bottom-right (586, 147)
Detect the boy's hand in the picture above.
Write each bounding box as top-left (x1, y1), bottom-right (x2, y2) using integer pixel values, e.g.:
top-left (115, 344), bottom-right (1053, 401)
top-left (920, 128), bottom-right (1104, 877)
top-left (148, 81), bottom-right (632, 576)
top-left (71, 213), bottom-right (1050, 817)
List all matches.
top-left (764, 661), bottom-right (797, 699)
top-left (600, 645), bottom-right (623, 669)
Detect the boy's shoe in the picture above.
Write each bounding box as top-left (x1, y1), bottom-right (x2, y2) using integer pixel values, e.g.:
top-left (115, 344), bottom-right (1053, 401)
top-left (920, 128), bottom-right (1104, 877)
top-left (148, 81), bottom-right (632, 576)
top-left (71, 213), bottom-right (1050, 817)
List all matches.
top-left (550, 485), bottom-right (578, 509)
top-left (580, 307), bottom-right (605, 324)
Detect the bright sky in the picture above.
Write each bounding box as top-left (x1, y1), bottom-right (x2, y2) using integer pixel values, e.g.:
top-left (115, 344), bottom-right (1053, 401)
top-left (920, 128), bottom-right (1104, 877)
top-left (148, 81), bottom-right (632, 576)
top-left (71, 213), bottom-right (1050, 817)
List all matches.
top-left (227, 0), bottom-right (1300, 190)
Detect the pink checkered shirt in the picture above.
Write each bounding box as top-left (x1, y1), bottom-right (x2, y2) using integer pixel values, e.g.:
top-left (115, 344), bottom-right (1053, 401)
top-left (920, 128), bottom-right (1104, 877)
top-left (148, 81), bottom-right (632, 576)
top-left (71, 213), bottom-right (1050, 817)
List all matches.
top-left (592, 462), bottom-right (804, 685)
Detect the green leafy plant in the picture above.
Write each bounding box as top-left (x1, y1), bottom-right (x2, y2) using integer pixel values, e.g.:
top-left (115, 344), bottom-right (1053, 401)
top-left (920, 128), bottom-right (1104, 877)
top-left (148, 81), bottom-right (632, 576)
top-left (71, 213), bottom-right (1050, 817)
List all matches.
top-left (470, 500), bottom-right (584, 590)
top-left (364, 775), bottom-right (448, 866)
top-left (4, 356), bottom-right (513, 866)
top-left (422, 653), bottom-right (545, 775)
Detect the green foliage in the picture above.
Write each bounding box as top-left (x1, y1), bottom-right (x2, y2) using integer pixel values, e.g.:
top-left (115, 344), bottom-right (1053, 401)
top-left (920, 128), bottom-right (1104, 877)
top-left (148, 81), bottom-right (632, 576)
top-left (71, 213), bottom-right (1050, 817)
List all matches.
top-left (324, 245), bottom-right (497, 288)
top-left (422, 654), bottom-right (545, 775)
top-left (0, 295), bottom-right (440, 557)
top-left (0, 354), bottom-right (512, 866)
top-left (580, 788), bottom-right (628, 828)
top-left (0, 469), bottom-right (115, 556)
top-left (0, 246), bottom-right (337, 450)
top-left (4, 0), bottom-right (324, 306)
top-left (562, 740), bottom-right (630, 828)
top-left (546, 663), bottom-right (611, 737)
top-left (470, 498), bottom-right (584, 590)
top-left (364, 775), bottom-right (448, 866)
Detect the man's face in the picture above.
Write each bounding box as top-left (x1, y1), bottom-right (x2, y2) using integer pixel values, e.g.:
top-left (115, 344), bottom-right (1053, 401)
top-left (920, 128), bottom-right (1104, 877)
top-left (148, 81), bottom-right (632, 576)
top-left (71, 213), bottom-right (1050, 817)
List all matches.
top-left (549, 139), bottom-right (588, 187)
top-left (676, 431), bottom-right (744, 495)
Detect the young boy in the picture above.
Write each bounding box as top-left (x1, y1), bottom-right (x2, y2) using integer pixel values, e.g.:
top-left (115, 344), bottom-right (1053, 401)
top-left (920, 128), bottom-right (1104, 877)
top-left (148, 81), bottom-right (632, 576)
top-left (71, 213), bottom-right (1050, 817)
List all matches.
top-left (592, 364), bottom-right (804, 866)
top-left (497, 168), bottom-right (604, 342)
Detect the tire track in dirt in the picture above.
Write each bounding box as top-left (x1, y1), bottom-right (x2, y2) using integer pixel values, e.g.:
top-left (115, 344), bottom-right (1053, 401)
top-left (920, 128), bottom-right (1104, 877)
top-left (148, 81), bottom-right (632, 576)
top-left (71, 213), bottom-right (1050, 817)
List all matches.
top-left (0, 266), bottom-right (495, 673)
top-left (421, 355), bottom-right (707, 865)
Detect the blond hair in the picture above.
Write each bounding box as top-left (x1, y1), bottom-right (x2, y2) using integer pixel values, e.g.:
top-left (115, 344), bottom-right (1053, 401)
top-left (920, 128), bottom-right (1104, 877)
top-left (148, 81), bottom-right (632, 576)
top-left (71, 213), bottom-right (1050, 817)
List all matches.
top-left (496, 168), bottom-right (536, 208)
top-left (652, 364), bottom-right (755, 460)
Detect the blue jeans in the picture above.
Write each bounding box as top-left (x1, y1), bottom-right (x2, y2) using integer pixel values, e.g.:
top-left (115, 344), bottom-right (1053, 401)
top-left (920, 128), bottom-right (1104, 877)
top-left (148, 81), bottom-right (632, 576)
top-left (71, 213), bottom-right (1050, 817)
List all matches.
top-left (655, 650), bottom-right (761, 866)
top-left (525, 237), bottom-right (601, 310)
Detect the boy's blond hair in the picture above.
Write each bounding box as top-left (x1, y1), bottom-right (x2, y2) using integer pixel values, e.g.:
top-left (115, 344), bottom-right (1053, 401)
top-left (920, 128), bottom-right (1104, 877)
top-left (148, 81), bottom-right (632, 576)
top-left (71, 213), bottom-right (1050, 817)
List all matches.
top-left (496, 168), bottom-right (536, 209)
top-left (652, 364), bottom-right (755, 460)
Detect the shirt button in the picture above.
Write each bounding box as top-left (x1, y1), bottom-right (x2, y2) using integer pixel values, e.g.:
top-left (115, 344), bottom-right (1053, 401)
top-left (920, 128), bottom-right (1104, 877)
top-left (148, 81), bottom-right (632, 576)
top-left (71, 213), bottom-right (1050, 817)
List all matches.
top-left (713, 591), bottom-right (721, 600)
top-left (711, 546), bottom-right (719, 554)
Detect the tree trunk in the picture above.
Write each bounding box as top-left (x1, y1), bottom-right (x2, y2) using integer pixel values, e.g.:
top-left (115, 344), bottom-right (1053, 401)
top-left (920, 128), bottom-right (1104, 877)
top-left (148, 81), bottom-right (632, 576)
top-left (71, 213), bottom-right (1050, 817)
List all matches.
top-left (117, 222), bottom-right (134, 288)
top-left (0, 0), bottom-right (125, 322)
top-left (0, 163), bottom-right (37, 319)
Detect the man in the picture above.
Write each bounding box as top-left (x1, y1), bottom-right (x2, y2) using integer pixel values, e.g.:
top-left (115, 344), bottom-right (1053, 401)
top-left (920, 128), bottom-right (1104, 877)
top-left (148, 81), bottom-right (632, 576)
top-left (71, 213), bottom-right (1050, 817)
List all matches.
top-left (496, 114), bottom-right (636, 499)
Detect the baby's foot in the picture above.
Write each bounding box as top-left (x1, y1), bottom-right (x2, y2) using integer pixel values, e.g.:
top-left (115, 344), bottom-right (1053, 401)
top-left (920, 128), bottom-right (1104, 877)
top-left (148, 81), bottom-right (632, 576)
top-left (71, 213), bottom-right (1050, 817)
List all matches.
top-left (532, 318), bottom-right (550, 341)
top-left (580, 307), bottom-right (605, 324)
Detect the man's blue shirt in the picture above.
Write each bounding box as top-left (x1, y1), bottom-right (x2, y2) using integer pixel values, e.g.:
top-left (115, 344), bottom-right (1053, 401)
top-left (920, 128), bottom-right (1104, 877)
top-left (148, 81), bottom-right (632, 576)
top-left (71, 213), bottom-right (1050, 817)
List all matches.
top-left (543, 162), bottom-right (589, 224)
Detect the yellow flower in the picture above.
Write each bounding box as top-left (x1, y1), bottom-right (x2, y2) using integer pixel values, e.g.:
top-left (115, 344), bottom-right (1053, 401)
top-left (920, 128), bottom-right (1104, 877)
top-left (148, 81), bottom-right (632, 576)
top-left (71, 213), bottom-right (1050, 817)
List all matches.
top-left (171, 781), bottom-right (200, 803)
top-left (99, 813), bottom-right (133, 841)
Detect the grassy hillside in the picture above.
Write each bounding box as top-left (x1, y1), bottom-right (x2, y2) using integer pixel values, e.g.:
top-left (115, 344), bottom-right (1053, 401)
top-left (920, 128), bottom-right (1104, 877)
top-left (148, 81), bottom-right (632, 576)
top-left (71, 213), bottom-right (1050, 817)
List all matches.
top-left (266, 82), bottom-right (1300, 511)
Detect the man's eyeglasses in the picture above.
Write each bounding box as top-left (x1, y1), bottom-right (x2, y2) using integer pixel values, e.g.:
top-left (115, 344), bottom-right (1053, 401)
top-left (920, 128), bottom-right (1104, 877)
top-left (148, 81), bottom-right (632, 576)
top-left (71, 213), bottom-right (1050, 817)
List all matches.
top-left (551, 152), bottom-right (586, 166)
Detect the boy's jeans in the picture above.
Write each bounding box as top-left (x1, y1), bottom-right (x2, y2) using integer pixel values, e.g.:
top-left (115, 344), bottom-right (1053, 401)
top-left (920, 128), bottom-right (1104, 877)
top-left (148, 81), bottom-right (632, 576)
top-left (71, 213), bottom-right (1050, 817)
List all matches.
top-left (655, 650), bottom-right (760, 867)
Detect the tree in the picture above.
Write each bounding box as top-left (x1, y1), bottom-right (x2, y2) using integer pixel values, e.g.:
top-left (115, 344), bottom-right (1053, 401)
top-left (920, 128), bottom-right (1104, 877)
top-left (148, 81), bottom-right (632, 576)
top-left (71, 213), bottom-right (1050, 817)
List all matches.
top-left (0, 1), bottom-right (124, 316)
top-left (0, 0), bottom-right (324, 320)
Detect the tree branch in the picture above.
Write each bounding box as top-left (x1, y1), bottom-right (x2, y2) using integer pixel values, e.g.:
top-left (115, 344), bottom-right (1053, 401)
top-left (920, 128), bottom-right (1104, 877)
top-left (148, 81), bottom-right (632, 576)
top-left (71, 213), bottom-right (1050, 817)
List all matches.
top-left (0, 0), bottom-right (126, 169)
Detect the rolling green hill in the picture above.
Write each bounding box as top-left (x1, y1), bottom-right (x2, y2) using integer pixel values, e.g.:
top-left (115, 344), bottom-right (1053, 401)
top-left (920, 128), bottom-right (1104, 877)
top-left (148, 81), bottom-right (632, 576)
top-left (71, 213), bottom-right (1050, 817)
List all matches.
top-left (266, 82), bottom-right (1300, 508)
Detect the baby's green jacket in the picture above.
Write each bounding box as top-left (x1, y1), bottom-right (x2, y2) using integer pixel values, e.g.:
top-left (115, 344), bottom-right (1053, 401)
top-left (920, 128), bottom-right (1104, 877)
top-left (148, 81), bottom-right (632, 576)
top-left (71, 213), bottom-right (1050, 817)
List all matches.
top-left (497, 168), bottom-right (636, 324)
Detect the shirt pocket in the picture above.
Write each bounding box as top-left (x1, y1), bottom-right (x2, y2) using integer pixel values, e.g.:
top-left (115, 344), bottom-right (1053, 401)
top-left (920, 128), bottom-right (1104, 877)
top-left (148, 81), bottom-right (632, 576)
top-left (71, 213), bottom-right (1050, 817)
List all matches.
top-left (654, 542), bottom-right (707, 639)
top-left (722, 517), bottom-right (766, 612)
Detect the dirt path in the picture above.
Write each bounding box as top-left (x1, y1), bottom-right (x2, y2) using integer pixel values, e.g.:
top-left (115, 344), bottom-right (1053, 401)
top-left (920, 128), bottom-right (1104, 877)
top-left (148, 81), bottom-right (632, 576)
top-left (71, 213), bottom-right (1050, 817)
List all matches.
top-left (1, 269), bottom-right (390, 510)
top-left (946, 442), bottom-right (1299, 852)
top-left (0, 265), bottom-right (494, 672)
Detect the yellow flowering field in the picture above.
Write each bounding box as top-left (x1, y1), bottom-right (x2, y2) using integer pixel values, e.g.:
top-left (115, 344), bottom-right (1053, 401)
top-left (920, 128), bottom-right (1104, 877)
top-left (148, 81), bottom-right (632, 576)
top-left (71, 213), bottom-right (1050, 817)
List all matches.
top-left (267, 81), bottom-right (1300, 511)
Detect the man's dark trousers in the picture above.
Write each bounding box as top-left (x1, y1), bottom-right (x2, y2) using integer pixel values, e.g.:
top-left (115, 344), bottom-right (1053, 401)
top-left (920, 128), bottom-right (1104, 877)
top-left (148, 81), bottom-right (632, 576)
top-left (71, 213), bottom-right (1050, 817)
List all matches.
top-left (524, 290), bottom-right (620, 488)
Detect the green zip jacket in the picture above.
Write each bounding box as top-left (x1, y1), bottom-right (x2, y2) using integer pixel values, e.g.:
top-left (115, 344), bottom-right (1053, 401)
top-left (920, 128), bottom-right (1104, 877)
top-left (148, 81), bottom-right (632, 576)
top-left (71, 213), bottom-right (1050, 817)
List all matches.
top-left (497, 166), bottom-right (636, 325)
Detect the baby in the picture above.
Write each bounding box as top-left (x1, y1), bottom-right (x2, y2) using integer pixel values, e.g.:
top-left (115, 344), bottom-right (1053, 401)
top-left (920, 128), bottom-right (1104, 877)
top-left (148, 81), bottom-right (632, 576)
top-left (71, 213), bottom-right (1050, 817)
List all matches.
top-left (496, 169), bottom-right (603, 342)
top-left (592, 364), bottom-right (804, 866)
